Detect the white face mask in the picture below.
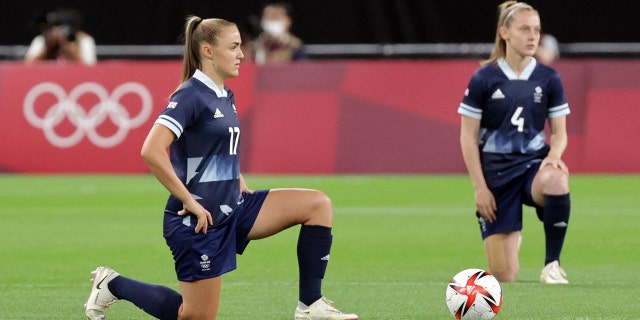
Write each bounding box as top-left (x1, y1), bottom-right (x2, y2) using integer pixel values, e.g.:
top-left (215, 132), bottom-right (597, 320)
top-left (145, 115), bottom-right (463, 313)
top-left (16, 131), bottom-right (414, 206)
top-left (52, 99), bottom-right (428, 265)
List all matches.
top-left (261, 20), bottom-right (287, 37)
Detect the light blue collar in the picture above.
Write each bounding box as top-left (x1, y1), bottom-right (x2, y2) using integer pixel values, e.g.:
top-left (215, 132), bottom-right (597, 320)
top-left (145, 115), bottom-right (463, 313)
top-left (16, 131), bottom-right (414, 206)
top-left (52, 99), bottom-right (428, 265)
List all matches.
top-left (498, 57), bottom-right (537, 80)
top-left (193, 69), bottom-right (227, 97)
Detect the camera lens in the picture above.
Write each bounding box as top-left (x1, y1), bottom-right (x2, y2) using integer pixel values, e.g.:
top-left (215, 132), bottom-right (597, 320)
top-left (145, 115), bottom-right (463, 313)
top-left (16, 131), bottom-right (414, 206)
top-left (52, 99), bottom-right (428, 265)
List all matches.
top-left (58, 25), bottom-right (76, 42)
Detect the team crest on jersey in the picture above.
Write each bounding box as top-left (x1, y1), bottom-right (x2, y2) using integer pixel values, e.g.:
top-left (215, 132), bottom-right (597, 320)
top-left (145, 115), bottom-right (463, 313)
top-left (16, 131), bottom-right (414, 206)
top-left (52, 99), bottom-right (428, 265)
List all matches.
top-left (214, 108), bottom-right (224, 118)
top-left (533, 86), bottom-right (543, 103)
top-left (167, 101), bottom-right (178, 109)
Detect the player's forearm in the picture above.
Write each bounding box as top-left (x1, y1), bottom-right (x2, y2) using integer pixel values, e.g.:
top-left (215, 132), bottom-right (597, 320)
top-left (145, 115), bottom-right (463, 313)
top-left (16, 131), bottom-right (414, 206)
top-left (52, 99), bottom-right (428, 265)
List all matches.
top-left (463, 152), bottom-right (488, 191)
top-left (548, 132), bottom-right (568, 159)
top-left (141, 146), bottom-right (196, 209)
top-left (460, 136), bottom-right (488, 190)
top-left (547, 116), bottom-right (568, 159)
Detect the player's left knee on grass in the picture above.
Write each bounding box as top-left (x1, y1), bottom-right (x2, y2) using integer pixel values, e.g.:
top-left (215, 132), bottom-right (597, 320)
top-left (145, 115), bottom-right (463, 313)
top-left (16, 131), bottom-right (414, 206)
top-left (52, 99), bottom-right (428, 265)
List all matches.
top-left (487, 260), bottom-right (518, 282)
top-left (491, 270), bottom-right (517, 283)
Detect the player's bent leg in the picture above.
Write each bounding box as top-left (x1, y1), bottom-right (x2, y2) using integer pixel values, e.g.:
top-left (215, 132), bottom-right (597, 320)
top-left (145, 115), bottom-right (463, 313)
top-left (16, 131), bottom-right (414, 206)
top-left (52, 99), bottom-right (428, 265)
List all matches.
top-left (531, 165), bottom-right (571, 283)
top-left (247, 188), bottom-right (333, 240)
top-left (178, 277), bottom-right (221, 320)
top-left (483, 232), bottom-right (520, 282)
top-left (246, 189), bottom-right (357, 319)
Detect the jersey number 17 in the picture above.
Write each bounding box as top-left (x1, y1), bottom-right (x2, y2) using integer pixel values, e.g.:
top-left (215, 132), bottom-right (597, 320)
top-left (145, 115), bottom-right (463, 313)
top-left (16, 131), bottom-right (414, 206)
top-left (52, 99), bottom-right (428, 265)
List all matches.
top-left (228, 127), bottom-right (240, 155)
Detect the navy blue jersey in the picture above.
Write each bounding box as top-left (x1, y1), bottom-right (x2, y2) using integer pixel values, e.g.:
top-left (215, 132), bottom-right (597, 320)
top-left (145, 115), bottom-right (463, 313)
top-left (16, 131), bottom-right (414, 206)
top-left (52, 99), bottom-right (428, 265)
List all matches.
top-left (155, 70), bottom-right (241, 227)
top-left (458, 58), bottom-right (570, 187)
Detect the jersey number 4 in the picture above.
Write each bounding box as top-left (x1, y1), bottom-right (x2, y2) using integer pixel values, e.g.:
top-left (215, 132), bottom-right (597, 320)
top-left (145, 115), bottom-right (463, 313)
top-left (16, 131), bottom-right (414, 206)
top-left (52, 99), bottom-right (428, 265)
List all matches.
top-left (228, 127), bottom-right (240, 155)
top-left (511, 106), bottom-right (525, 132)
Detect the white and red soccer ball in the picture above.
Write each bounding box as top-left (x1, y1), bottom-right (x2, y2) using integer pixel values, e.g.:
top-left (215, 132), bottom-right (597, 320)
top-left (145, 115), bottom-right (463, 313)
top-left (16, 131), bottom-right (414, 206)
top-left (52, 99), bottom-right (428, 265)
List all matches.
top-left (445, 268), bottom-right (503, 319)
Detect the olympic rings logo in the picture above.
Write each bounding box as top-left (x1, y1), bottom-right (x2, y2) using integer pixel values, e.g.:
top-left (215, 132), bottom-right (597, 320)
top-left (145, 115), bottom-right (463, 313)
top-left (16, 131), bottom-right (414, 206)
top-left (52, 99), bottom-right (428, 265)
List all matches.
top-left (23, 82), bottom-right (153, 148)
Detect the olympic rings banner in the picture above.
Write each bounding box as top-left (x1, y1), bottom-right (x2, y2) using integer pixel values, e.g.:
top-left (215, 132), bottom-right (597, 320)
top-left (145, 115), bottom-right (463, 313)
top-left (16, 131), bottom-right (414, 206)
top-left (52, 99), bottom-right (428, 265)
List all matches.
top-left (0, 61), bottom-right (253, 173)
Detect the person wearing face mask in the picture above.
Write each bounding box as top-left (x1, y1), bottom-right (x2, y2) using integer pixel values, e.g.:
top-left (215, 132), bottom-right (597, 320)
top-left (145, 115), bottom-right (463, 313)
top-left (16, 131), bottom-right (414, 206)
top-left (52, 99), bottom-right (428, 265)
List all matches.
top-left (535, 33), bottom-right (560, 64)
top-left (252, 2), bottom-right (307, 65)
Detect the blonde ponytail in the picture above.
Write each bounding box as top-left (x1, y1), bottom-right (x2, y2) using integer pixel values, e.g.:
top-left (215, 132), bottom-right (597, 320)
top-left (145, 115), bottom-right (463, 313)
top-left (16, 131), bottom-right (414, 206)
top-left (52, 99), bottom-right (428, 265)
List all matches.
top-left (483, 1), bottom-right (537, 65)
top-left (179, 16), bottom-right (237, 83)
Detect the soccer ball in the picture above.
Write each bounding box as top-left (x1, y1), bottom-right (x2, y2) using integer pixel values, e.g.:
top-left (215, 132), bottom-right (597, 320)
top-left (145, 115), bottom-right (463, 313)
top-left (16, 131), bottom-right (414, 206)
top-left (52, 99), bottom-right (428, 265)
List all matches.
top-left (445, 268), bottom-right (503, 319)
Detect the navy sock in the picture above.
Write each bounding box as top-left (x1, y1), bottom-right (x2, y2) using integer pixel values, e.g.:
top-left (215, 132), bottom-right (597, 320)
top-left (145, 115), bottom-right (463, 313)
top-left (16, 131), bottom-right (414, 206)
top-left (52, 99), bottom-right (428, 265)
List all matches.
top-left (108, 275), bottom-right (182, 320)
top-left (543, 193), bottom-right (571, 265)
top-left (297, 225), bottom-right (332, 306)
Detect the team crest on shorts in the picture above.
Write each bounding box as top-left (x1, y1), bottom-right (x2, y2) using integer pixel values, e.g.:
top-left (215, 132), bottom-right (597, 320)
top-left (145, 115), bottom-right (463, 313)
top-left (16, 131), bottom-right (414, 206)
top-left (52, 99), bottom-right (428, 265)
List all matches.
top-left (200, 254), bottom-right (211, 271)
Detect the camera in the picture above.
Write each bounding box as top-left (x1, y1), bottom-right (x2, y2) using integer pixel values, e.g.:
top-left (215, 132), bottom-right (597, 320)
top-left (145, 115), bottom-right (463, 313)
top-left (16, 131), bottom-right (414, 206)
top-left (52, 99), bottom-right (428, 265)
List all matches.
top-left (56, 24), bottom-right (76, 42)
top-left (39, 8), bottom-right (82, 42)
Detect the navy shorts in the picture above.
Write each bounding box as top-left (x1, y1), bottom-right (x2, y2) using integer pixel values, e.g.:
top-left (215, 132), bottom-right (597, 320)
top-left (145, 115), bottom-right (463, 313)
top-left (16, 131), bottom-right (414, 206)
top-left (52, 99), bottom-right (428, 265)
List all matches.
top-left (163, 190), bottom-right (269, 281)
top-left (477, 162), bottom-right (544, 239)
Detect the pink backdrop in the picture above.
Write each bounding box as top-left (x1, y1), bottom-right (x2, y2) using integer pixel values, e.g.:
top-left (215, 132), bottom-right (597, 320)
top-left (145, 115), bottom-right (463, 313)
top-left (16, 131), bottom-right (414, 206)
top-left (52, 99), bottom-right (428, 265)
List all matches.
top-left (1, 59), bottom-right (638, 173)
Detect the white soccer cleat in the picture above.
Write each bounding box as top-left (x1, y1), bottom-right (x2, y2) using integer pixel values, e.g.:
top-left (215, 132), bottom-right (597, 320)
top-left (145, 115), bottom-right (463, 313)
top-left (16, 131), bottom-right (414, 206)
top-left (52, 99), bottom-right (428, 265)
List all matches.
top-left (540, 260), bottom-right (569, 284)
top-left (84, 266), bottom-right (120, 319)
top-left (294, 296), bottom-right (358, 320)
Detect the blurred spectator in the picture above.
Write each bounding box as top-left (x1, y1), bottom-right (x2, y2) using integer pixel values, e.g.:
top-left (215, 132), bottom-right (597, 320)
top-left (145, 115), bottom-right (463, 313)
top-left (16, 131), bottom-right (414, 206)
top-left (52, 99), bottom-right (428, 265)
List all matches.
top-left (238, 14), bottom-right (261, 62)
top-left (535, 33), bottom-right (559, 64)
top-left (251, 2), bottom-right (307, 65)
top-left (24, 8), bottom-right (96, 66)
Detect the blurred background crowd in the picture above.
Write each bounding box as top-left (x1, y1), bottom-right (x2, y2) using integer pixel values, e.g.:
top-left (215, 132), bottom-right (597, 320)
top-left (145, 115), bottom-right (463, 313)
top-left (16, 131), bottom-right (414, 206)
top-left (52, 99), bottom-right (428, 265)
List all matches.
top-left (1, 0), bottom-right (639, 62)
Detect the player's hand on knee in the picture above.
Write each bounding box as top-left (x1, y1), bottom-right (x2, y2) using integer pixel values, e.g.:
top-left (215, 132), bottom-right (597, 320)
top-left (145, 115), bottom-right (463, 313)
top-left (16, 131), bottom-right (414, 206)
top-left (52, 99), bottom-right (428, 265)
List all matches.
top-left (540, 157), bottom-right (569, 175)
